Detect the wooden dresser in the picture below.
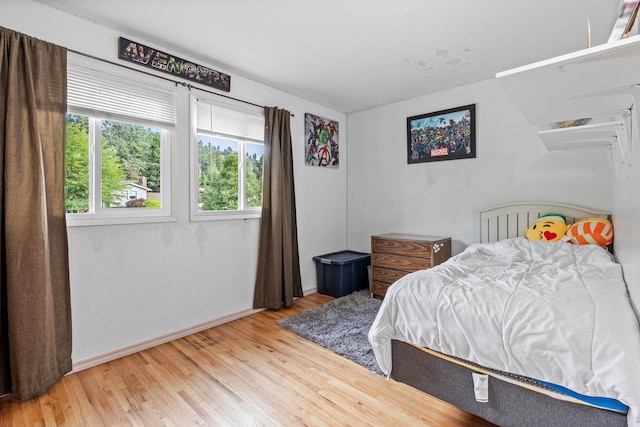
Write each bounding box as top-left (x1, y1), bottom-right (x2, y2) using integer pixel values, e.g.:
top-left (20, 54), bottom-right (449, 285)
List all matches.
top-left (371, 233), bottom-right (451, 299)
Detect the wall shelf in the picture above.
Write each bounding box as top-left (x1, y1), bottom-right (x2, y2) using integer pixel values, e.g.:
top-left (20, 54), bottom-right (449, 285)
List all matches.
top-left (496, 34), bottom-right (640, 162)
top-left (538, 120), bottom-right (626, 151)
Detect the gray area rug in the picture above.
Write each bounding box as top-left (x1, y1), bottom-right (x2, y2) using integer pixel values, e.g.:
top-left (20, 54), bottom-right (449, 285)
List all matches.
top-left (277, 290), bottom-right (383, 375)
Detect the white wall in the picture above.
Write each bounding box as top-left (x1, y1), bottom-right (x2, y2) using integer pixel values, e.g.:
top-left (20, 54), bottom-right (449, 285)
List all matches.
top-left (347, 78), bottom-right (613, 255)
top-left (612, 103), bottom-right (640, 315)
top-left (2, 1), bottom-right (348, 365)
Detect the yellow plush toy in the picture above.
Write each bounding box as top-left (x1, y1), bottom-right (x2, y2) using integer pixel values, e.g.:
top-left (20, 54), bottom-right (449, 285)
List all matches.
top-left (525, 213), bottom-right (570, 242)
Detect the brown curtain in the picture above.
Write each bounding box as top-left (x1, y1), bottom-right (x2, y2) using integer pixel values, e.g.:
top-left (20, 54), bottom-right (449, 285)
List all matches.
top-left (0, 27), bottom-right (72, 399)
top-left (253, 107), bottom-right (302, 309)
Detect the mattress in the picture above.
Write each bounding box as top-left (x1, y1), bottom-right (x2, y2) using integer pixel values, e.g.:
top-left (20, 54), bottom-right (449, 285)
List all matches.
top-left (414, 343), bottom-right (627, 413)
top-left (390, 340), bottom-right (627, 427)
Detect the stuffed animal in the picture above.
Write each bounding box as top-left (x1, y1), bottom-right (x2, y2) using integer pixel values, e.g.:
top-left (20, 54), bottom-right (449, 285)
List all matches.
top-left (525, 213), bottom-right (571, 242)
top-left (566, 218), bottom-right (614, 246)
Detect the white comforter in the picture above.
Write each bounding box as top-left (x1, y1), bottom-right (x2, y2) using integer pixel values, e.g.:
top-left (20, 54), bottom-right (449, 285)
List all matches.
top-left (368, 237), bottom-right (640, 426)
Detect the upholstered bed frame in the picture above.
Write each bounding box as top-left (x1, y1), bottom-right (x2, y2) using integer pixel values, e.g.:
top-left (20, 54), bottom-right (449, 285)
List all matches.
top-left (390, 202), bottom-right (625, 427)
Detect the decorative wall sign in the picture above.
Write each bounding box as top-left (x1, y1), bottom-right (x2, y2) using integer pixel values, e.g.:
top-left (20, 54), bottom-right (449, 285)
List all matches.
top-left (118, 37), bottom-right (231, 92)
top-left (407, 104), bottom-right (476, 164)
top-left (608, 0), bottom-right (640, 42)
top-left (305, 113), bottom-right (339, 168)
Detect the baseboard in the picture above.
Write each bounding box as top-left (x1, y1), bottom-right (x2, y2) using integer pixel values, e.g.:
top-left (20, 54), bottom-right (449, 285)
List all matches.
top-left (303, 287), bottom-right (318, 297)
top-left (71, 288), bottom-right (319, 374)
top-left (70, 306), bottom-right (264, 374)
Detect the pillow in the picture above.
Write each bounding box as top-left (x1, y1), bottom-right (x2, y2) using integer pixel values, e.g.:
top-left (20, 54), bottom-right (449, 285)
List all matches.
top-left (525, 213), bottom-right (570, 242)
top-left (566, 218), bottom-right (613, 246)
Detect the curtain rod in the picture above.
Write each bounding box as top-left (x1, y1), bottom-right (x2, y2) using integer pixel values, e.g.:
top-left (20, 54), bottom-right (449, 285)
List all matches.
top-left (67, 48), bottom-right (294, 117)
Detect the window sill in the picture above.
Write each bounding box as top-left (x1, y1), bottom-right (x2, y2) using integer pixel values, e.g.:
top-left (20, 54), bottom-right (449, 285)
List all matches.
top-left (189, 210), bottom-right (262, 222)
top-left (66, 214), bottom-right (178, 227)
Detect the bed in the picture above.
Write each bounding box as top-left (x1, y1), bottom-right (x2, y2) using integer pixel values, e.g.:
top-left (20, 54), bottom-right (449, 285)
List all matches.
top-left (368, 203), bottom-right (640, 427)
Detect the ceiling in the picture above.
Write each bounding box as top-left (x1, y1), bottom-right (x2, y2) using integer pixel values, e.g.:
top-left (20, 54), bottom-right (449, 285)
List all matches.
top-left (35, 0), bottom-right (622, 113)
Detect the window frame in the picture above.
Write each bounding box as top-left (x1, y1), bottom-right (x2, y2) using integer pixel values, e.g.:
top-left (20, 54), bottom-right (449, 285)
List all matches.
top-left (65, 54), bottom-right (177, 227)
top-left (190, 95), bottom-right (265, 222)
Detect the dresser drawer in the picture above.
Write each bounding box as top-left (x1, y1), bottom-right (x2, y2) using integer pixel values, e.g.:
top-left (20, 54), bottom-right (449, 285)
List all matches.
top-left (372, 253), bottom-right (431, 272)
top-left (372, 266), bottom-right (408, 284)
top-left (372, 236), bottom-right (432, 258)
top-left (371, 280), bottom-right (392, 298)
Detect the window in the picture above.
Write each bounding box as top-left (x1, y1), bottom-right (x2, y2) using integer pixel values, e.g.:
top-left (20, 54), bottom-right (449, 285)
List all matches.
top-left (66, 54), bottom-right (176, 225)
top-left (191, 97), bottom-right (265, 220)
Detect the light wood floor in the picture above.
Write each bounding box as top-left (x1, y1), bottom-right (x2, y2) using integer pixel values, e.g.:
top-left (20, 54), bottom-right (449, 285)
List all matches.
top-left (0, 292), bottom-right (495, 426)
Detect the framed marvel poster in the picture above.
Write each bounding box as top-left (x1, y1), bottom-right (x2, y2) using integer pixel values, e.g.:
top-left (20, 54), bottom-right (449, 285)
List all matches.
top-left (407, 104), bottom-right (476, 164)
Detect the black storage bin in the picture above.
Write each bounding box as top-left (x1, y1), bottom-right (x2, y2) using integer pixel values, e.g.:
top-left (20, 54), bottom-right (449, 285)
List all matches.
top-left (313, 250), bottom-right (371, 297)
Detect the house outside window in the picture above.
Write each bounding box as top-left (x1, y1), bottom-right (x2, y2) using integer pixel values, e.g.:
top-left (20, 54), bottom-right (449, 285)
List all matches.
top-left (66, 53), bottom-right (175, 225)
top-left (191, 96), bottom-right (264, 221)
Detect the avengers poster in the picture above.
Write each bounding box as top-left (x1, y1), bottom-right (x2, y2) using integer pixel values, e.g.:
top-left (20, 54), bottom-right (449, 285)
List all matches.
top-left (305, 113), bottom-right (339, 168)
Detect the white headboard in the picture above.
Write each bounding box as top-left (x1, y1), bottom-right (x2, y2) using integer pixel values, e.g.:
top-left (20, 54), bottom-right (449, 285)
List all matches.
top-left (476, 202), bottom-right (611, 244)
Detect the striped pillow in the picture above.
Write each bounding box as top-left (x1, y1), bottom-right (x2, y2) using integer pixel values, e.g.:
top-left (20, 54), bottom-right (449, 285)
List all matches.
top-left (566, 218), bottom-right (613, 246)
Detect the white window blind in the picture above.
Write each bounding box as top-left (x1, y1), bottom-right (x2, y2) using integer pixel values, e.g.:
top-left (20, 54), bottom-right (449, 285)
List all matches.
top-left (67, 54), bottom-right (176, 128)
top-left (196, 99), bottom-right (264, 142)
